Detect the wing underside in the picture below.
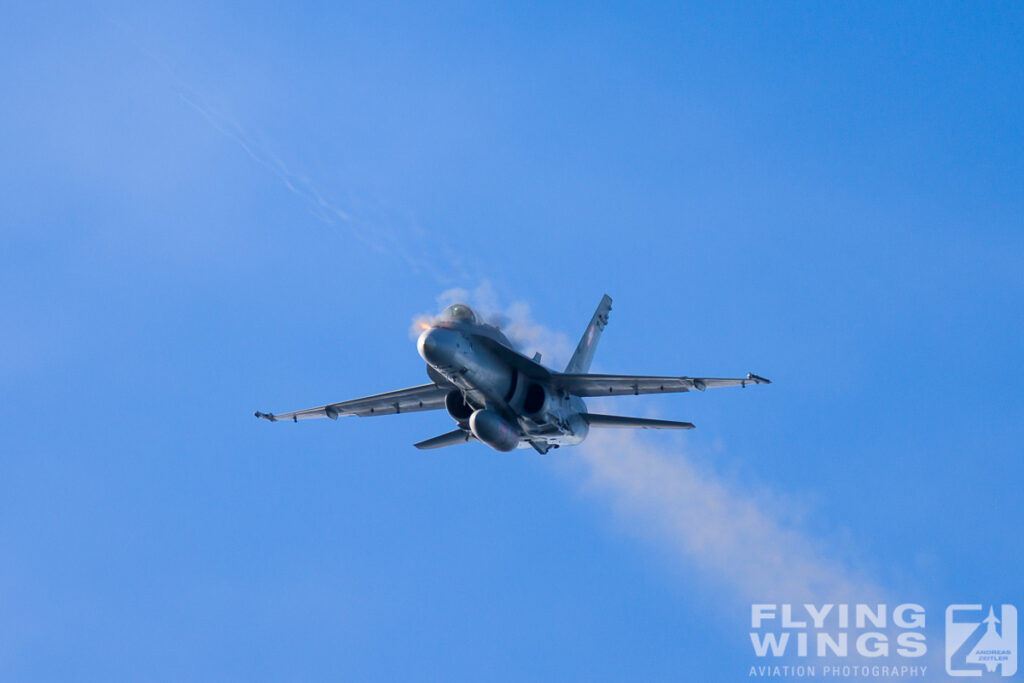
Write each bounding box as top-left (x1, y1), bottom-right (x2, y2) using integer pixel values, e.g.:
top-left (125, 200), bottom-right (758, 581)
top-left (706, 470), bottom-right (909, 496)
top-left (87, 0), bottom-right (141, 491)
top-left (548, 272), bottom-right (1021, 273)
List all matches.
top-left (255, 383), bottom-right (448, 422)
top-left (556, 373), bottom-right (770, 397)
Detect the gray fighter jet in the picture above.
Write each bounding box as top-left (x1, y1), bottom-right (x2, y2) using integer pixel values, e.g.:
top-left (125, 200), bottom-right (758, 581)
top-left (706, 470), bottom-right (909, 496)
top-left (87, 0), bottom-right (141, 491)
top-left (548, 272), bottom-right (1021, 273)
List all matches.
top-left (255, 296), bottom-right (770, 453)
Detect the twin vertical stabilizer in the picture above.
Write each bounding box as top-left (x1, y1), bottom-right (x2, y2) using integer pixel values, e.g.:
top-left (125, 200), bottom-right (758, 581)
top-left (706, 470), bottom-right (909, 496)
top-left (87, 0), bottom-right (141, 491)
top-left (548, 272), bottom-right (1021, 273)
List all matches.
top-left (564, 294), bottom-right (612, 373)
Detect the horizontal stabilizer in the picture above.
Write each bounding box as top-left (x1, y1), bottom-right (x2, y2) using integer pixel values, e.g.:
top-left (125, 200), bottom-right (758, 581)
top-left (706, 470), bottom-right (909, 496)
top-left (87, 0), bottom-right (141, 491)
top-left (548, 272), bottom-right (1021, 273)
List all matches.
top-left (414, 429), bottom-right (474, 450)
top-left (583, 413), bottom-right (695, 430)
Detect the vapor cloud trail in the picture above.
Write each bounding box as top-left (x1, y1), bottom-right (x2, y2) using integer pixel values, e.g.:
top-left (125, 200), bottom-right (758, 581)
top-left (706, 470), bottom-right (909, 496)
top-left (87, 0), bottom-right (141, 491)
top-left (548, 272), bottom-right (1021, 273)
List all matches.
top-left (570, 427), bottom-right (950, 671)
top-left (574, 428), bottom-right (880, 604)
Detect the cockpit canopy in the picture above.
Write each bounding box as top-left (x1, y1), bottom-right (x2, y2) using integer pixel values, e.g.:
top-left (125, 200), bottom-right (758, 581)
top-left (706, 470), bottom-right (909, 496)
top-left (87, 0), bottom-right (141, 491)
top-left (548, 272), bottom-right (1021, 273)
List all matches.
top-left (440, 303), bottom-right (478, 324)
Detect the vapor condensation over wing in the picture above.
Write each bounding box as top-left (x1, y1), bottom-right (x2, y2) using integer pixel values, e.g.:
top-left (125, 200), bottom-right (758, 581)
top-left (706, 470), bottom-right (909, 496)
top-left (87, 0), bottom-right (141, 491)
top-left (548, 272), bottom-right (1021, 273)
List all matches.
top-left (408, 282), bottom-right (574, 367)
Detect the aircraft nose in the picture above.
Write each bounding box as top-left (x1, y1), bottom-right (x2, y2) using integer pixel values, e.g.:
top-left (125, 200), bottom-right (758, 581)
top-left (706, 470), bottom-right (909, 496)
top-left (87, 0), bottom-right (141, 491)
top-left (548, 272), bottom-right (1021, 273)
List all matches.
top-left (417, 326), bottom-right (457, 366)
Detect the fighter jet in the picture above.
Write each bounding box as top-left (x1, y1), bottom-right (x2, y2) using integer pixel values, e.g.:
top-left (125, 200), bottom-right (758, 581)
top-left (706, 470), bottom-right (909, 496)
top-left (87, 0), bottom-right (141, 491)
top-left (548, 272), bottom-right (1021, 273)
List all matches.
top-left (255, 295), bottom-right (770, 453)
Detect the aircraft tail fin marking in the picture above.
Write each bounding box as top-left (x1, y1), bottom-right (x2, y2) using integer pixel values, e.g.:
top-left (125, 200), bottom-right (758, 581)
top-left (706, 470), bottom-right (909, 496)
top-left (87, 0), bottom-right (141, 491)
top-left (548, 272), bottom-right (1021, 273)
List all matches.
top-left (564, 294), bottom-right (612, 373)
top-left (583, 413), bottom-right (695, 430)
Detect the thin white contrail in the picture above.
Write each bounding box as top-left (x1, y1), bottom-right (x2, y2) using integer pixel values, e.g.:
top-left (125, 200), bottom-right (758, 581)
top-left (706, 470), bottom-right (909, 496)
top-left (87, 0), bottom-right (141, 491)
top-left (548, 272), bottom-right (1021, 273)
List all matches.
top-left (116, 21), bottom-right (473, 284)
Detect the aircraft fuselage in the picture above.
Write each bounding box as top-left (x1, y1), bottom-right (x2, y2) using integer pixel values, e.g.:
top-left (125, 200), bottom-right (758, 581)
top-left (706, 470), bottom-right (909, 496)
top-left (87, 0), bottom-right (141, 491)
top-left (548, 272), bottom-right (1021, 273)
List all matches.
top-left (417, 322), bottom-right (587, 452)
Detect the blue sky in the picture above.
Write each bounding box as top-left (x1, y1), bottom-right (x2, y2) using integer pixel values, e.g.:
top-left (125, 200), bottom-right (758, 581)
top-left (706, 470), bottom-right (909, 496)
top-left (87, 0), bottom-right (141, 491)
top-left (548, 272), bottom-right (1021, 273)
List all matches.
top-left (2, 2), bottom-right (1022, 680)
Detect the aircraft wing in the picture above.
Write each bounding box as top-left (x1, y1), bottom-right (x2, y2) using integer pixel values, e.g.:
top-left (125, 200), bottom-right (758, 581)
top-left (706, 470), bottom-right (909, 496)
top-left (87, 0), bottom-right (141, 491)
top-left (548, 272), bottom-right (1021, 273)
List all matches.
top-left (255, 383), bottom-right (448, 422)
top-left (556, 373), bottom-right (770, 397)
